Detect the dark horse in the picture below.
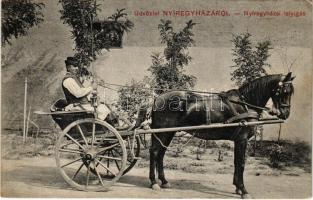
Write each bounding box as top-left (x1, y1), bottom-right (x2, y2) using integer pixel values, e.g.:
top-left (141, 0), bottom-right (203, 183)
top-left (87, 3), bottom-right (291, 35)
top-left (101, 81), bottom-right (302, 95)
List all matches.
top-left (136, 72), bottom-right (295, 198)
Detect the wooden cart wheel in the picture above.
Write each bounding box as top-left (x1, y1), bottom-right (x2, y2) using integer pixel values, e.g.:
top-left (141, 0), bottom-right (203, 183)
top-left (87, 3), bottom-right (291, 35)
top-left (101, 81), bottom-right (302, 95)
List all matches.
top-left (89, 134), bottom-right (141, 177)
top-left (112, 135), bottom-right (141, 175)
top-left (55, 118), bottom-right (127, 192)
top-left (96, 113), bottom-right (140, 175)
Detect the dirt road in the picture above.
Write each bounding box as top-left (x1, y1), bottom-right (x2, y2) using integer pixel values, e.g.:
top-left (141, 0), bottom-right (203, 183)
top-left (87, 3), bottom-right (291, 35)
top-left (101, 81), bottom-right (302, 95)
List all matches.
top-left (1, 157), bottom-right (311, 198)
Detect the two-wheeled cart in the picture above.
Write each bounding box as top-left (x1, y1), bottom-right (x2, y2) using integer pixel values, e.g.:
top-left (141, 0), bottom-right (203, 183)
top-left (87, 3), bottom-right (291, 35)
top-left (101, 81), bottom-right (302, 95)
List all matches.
top-left (35, 99), bottom-right (284, 192)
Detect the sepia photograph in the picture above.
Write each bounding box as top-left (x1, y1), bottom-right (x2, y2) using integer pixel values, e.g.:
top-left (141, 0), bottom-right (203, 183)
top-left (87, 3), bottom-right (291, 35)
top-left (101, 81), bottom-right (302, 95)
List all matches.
top-left (1, 0), bottom-right (312, 198)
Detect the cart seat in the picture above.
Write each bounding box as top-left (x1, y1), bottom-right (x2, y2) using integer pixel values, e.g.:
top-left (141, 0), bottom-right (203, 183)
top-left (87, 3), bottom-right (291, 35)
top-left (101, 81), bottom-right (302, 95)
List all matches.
top-left (50, 99), bottom-right (94, 131)
top-left (51, 99), bottom-right (68, 112)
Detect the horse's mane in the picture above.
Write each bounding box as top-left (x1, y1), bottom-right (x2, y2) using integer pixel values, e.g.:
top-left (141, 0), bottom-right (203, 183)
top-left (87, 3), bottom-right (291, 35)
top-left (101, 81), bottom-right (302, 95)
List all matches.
top-left (238, 74), bottom-right (283, 106)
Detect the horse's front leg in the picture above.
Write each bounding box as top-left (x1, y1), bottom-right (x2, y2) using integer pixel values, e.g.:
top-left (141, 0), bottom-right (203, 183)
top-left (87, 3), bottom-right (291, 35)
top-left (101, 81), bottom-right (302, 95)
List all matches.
top-left (149, 146), bottom-right (161, 190)
top-left (233, 137), bottom-right (250, 198)
top-left (156, 132), bottom-right (175, 188)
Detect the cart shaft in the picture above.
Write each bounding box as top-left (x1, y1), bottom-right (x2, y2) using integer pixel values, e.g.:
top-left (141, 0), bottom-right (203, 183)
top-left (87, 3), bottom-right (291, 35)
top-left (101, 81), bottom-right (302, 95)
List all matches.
top-left (127, 119), bottom-right (284, 135)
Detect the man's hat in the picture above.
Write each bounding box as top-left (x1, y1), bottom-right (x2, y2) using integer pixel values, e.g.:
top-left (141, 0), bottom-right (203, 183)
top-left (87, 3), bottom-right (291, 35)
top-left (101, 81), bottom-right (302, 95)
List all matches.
top-left (65, 57), bottom-right (78, 67)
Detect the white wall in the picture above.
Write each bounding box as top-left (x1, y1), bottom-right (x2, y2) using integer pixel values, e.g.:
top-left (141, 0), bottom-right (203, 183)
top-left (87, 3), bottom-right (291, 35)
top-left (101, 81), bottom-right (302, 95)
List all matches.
top-left (94, 46), bottom-right (312, 142)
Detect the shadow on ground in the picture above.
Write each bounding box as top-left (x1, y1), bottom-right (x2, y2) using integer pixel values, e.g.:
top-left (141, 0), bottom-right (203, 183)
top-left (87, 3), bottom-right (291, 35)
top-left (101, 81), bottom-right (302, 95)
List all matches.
top-left (3, 164), bottom-right (239, 198)
top-left (119, 174), bottom-right (239, 198)
top-left (2, 165), bottom-right (74, 191)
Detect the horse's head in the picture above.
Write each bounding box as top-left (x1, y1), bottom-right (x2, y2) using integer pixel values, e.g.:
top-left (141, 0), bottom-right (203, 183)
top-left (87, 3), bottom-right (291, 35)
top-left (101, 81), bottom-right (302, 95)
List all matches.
top-left (270, 72), bottom-right (295, 119)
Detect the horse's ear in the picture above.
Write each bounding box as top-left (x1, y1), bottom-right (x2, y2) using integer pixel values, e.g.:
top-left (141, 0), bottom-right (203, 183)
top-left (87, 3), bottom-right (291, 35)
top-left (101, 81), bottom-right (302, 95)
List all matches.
top-left (283, 72), bottom-right (292, 81)
top-left (291, 76), bottom-right (296, 81)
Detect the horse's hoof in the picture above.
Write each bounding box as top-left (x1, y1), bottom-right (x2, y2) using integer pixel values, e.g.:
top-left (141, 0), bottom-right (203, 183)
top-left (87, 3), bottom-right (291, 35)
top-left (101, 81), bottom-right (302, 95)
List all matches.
top-left (241, 193), bottom-right (252, 199)
top-left (235, 189), bottom-right (241, 195)
top-left (161, 183), bottom-right (171, 188)
top-left (151, 183), bottom-right (161, 190)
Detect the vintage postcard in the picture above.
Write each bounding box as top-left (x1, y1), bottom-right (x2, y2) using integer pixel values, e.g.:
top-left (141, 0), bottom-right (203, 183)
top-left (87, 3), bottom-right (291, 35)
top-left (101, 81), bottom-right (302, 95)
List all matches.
top-left (1, 0), bottom-right (312, 198)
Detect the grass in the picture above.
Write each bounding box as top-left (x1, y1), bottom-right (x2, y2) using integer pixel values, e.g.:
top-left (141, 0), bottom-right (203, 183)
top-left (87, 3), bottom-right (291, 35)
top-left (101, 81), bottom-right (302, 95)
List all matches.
top-left (1, 130), bottom-right (56, 159)
top-left (136, 137), bottom-right (311, 176)
top-left (1, 131), bottom-right (311, 176)
top-left (247, 140), bottom-right (312, 172)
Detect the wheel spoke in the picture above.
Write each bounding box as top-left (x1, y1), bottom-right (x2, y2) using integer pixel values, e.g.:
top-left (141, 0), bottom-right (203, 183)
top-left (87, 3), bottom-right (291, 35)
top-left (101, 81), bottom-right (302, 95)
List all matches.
top-left (102, 138), bottom-right (119, 141)
top-left (86, 161), bottom-right (91, 187)
top-left (95, 158), bottom-right (117, 177)
top-left (96, 143), bottom-right (120, 155)
top-left (65, 133), bottom-right (86, 150)
top-left (72, 163), bottom-right (84, 180)
top-left (111, 150), bottom-right (121, 171)
top-left (77, 124), bottom-right (89, 147)
top-left (111, 148), bottom-right (122, 155)
top-left (115, 148), bottom-right (131, 164)
top-left (96, 154), bottom-right (103, 168)
top-left (59, 148), bottom-right (83, 154)
top-left (107, 151), bottom-right (110, 175)
top-left (91, 161), bottom-right (105, 186)
top-left (97, 154), bottom-right (122, 161)
top-left (61, 157), bottom-right (82, 168)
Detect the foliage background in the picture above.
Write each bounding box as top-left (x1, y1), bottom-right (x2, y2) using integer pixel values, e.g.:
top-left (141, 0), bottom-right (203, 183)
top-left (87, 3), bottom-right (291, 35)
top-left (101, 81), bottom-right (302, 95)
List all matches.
top-left (1, 0), bottom-right (45, 45)
top-left (1, 0), bottom-right (311, 142)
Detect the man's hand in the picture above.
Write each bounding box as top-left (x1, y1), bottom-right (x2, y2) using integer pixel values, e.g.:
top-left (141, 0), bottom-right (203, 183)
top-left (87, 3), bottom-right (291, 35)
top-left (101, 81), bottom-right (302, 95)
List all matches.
top-left (82, 78), bottom-right (92, 87)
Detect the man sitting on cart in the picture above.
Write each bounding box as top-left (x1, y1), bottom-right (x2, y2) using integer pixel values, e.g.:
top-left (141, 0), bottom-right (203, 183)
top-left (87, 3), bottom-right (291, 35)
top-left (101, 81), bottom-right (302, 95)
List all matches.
top-left (62, 56), bottom-right (115, 123)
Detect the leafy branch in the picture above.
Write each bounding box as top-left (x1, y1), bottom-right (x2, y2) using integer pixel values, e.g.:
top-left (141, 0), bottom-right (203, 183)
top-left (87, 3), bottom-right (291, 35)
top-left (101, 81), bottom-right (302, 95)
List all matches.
top-left (59, 1), bottom-right (133, 75)
top-left (230, 33), bottom-right (272, 86)
top-left (1, 0), bottom-right (45, 46)
top-left (150, 20), bottom-right (197, 94)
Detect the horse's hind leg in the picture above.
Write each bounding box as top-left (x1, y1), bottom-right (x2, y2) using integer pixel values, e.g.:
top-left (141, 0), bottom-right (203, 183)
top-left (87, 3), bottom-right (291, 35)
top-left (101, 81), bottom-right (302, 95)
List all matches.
top-left (233, 138), bottom-right (249, 198)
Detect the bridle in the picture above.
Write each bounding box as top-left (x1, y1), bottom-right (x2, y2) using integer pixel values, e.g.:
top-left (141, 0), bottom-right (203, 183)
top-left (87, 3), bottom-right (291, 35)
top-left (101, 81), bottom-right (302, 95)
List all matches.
top-left (272, 80), bottom-right (293, 109)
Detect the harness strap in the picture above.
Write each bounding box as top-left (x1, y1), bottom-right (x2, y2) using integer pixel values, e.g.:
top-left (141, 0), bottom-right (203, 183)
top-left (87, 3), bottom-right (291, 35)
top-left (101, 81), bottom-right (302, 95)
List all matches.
top-left (219, 93), bottom-right (239, 116)
top-left (229, 99), bottom-right (268, 111)
top-left (224, 98), bottom-right (239, 115)
top-left (225, 111), bottom-right (259, 124)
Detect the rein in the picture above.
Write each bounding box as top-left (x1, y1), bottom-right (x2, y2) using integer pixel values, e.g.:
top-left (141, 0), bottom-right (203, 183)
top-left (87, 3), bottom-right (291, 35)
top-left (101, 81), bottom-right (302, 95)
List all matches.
top-left (98, 79), bottom-right (270, 112)
top-left (96, 78), bottom-right (220, 95)
top-left (229, 99), bottom-right (269, 111)
top-left (152, 132), bottom-right (196, 151)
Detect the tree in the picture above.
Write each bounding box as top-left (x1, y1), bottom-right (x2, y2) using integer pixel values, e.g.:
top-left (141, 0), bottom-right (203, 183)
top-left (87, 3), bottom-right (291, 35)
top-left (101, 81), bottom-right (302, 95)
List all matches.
top-left (59, 0), bottom-right (98, 73)
top-left (230, 33), bottom-right (272, 153)
top-left (59, 1), bottom-right (133, 74)
top-left (116, 20), bottom-right (197, 121)
top-left (230, 33), bottom-right (272, 86)
top-left (116, 77), bottom-right (152, 121)
top-left (148, 20), bottom-right (197, 94)
top-left (1, 0), bottom-right (44, 46)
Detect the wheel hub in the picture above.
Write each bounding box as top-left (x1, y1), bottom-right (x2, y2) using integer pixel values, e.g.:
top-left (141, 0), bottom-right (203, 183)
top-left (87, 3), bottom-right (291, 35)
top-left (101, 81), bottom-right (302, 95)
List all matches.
top-left (84, 148), bottom-right (98, 161)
